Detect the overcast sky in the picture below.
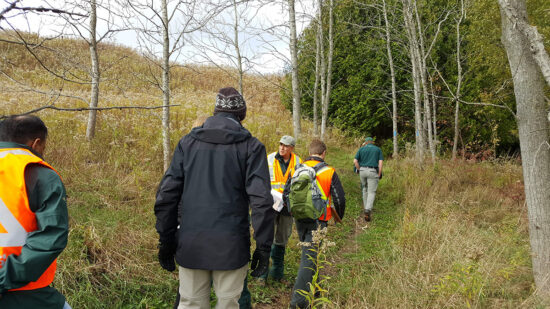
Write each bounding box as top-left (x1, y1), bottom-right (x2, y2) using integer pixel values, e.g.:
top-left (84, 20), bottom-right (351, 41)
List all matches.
top-left (2, 0), bottom-right (317, 74)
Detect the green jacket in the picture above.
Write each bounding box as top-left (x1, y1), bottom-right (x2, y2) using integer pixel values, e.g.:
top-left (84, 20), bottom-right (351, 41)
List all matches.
top-left (0, 142), bottom-right (69, 309)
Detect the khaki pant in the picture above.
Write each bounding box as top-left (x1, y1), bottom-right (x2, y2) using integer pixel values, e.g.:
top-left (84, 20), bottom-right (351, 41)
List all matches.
top-left (178, 264), bottom-right (248, 309)
top-left (359, 167), bottom-right (379, 212)
top-left (273, 213), bottom-right (293, 246)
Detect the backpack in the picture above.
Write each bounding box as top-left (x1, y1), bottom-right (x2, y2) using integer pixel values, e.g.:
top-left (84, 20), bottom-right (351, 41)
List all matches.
top-left (288, 162), bottom-right (329, 221)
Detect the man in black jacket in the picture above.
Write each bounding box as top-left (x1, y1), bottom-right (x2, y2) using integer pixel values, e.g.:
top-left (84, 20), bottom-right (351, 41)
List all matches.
top-left (154, 87), bottom-right (275, 309)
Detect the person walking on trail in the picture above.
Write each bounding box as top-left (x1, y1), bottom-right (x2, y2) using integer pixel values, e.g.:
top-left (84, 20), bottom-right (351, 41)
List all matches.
top-left (263, 135), bottom-right (302, 281)
top-left (284, 139), bottom-right (346, 309)
top-left (154, 87), bottom-right (275, 309)
top-left (0, 115), bottom-right (71, 309)
top-left (353, 136), bottom-right (384, 222)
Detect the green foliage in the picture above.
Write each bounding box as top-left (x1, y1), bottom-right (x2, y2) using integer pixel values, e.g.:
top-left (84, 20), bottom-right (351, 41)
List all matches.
top-left (285, 0), bottom-right (549, 157)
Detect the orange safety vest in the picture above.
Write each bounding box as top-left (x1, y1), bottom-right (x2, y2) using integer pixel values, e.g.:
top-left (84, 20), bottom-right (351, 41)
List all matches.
top-left (0, 148), bottom-right (59, 291)
top-left (303, 160), bottom-right (335, 221)
top-left (267, 152), bottom-right (302, 193)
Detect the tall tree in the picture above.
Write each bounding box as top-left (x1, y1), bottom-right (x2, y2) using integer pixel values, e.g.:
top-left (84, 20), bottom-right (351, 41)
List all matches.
top-left (320, 0), bottom-right (334, 141)
top-left (499, 0), bottom-right (550, 296)
top-left (126, 0), bottom-right (217, 171)
top-left (288, 0), bottom-right (302, 139)
top-left (86, 0), bottom-right (100, 140)
top-left (402, 0), bottom-right (425, 161)
top-left (382, 0), bottom-right (398, 157)
top-left (452, 0), bottom-right (465, 160)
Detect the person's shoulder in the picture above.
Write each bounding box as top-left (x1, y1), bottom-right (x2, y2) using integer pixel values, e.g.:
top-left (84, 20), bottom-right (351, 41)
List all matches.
top-left (247, 136), bottom-right (266, 150)
top-left (30, 163), bottom-right (64, 188)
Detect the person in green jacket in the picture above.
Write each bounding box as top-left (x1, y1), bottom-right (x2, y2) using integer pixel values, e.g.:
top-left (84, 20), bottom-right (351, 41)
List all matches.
top-left (353, 137), bottom-right (383, 222)
top-left (0, 115), bottom-right (70, 309)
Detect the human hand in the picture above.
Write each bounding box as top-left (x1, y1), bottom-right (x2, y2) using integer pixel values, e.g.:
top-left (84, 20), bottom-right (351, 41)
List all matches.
top-left (250, 248), bottom-right (270, 278)
top-left (158, 241), bottom-right (177, 272)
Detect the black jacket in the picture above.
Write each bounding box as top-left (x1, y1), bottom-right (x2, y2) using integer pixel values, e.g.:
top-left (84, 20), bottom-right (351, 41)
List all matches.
top-left (154, 113), bottom-right (274, 270)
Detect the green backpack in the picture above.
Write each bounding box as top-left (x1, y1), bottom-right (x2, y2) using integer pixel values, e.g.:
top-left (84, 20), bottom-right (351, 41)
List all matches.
top-left (288, 162), bottom-right (329, 221)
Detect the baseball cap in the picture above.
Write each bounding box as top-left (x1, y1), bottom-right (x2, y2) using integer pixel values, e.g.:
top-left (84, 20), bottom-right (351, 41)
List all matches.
top-left (280, 135), bottom-right (296, 147)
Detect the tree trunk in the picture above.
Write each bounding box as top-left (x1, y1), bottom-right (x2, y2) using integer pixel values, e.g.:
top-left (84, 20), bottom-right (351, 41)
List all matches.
top-left (319, 0), bottom-right (327, 139)
top-left (383, 0), bottom-right (398, 158)
top-left (413, 1), bottom-right (435, 162)
top-left (313, 0), bottom-right (322, 136)
top-left (321, 0), bottom-right (334, 141)
top-left (288, 0), bottom-right (301, 140)
top-left (402, 0), bottom-right (424, 161)
top-left (233, 0), bottom-right (243, 95)
top-left (499, 0), bottom-right (550, 296)
top-left (452, 0), bottom-right (464, 160)
top-left (86, 0), bottom-right (99, 141)
top-left (161, 0), bottom-right (171, 172)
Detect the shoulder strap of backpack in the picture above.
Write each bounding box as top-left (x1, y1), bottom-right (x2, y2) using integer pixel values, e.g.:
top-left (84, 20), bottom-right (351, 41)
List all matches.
top-left (312, 162), bottom-right (328, 172)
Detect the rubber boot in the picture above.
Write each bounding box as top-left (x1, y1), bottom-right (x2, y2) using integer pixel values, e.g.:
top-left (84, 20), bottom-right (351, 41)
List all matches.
top-left (268, 244), bottom-right (286, 281)
top-left (238, 276), bottom-right (252, 309)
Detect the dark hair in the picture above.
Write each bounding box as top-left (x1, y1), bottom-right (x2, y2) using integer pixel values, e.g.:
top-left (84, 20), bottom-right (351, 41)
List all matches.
top-left (309, 139), bottom-right (326, 155)
top-left (0, 115), bottom-right (48, 144)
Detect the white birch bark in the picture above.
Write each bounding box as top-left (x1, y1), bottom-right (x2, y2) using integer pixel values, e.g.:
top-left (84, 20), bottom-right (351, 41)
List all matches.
top-left (413, 1), bottom-right (435, 162)
top-left (402, 0), bottom-right (424, 161)
top-left (321, 0), bottom-right (334, 141)
top-left (288, 0), bottom-right (301, 139)
top-left (452, 0), bottom-right (464, 160)
top-left (499, 0), bottom-right (550, 296)
top-left (233, 0), bottom-right (243, 95)
top-left (86, 0), bottom-right (100, 141)
top-left (161, 0), bottom-right (171, 172)
top-left (383, 0), bottom-right (398, 157)
top-left (313, 0), bottom-right (322, 136)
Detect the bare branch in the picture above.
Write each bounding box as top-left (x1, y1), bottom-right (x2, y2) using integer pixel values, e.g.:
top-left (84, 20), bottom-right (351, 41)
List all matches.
top-left (1, 104), bottom-right (181, 119)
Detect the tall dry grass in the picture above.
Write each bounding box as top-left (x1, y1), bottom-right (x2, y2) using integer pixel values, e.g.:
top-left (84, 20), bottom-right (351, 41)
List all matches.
top-left (330, 157), bottom-right (536, 308)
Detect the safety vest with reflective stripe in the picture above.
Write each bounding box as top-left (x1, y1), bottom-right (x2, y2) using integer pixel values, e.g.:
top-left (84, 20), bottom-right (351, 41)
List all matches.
top-left (303, 160), bottom-right (335, 221)
top-left (0, 148), bottom-right (59, 291)
top-left (267, 152), bottom-right (302, 193)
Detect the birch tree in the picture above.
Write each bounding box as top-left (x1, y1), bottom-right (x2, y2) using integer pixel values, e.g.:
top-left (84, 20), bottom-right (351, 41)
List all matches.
top-left (312, 0), bottom-right (322, 136)
top-left (126, 0), bottom-right (217, 171)
top-left (499, 0), bottom-right (550, 296)
top-left (401, 0), bottom-right (424, 161)
top-left (320, 0), bottom-right (334, 141)
top-left (288, 0), bottom-right (301, 139)
top-left (382, 0), bottom-right (398, 157)
top-left (452, 0), bottom-right (464, 160)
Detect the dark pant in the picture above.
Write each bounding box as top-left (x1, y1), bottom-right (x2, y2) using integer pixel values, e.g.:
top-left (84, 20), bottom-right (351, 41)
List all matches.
top-left (290, 220), bottom-right (328, 308)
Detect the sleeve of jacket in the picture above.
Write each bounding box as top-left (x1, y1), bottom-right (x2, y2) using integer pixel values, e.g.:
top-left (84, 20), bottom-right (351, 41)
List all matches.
top-left (246, 138), bottom-right (275, 251)
top-left (154, 140), bottom-right (185, 244)
top-left (330, 171), bottom-right (346, 219)
top-left (0, 167), bottom-right (68, 292)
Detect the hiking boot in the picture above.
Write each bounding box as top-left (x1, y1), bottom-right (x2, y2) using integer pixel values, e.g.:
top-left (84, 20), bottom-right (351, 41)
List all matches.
top-left (364, 211), bottom-right (371, 222)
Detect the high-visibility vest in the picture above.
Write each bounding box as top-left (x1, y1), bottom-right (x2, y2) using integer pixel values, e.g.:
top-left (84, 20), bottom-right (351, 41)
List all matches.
top-left (0, 148), bottom-right (59, 291)
top-left (267, 152), bottom-right (302, 193)
top-left (303, 160), bottom-right (335, 221)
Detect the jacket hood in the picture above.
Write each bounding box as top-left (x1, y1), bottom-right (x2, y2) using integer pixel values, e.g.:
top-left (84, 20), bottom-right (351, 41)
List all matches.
top-left (189, 113), bottom-right (251, 144)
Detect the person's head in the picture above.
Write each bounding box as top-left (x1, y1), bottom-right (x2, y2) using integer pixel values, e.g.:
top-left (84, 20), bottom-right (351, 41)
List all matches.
top-left (213, 87), bottom-right (247, 122)
top-left (365, 137), bottom-right (374, 145)
top-left (278, 135), bottom-right (296, 160)
top-left (309, 139), bottom-right (327, 159)
top-left (0, 115), bottom-right (48, 156)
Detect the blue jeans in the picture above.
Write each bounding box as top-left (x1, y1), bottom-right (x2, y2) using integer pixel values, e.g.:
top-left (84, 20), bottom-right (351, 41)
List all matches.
top-left (289, 220), bottom-right (328, 308)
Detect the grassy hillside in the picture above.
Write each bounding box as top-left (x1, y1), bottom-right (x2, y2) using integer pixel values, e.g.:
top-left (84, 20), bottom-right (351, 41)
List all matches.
top-left (0, 33), bottom-right (538, 308)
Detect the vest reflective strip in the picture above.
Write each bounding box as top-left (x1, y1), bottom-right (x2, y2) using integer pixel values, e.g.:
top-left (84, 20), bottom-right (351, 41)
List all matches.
top-left (271, 183), bottom-right (285, 190)
top-left (267, 153), bottom-right (276, 182)
top-left (0, 149), bottom-right (34, 158)
top-left (0, 198), bottom-right (28, 247)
